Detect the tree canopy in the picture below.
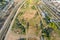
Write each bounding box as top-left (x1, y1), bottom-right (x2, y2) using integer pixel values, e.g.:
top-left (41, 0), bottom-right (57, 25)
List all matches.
top-left (0, 0), bottom-right (4, 2)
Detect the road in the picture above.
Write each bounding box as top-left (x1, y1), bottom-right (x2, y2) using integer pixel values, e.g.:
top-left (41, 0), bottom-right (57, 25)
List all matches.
top-left (45, 3), bottom-right (60, 17)
top-left (0, 0), bottom-right (25, 40)
top-left (0, 1), bottom-right (13, 17)
top-left (3, 1), bottom-right (60, 40)
top-left (43, 2), bottom-right (60, 29)
top-left (38, 2), bottom-right (60, 25)
top-left (37, 1), bottom-right (60, 40)
top-left (0, 1), bottom-right (14, 30)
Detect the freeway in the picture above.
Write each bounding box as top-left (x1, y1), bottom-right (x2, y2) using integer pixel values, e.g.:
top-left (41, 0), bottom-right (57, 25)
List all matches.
top-left (0, 0), bottom-right (25, 40)
top-left (0, 1), bottom-right (14, 17)
top-left (0, 1), bottom-right (8, 10)
top-left (0, 1), bottom-right (14, 30)
top-left (43, 3), bottom-right (60, 29)
top-left (38, 2), bottom-right (59, 20)
top-left (0, 0), bottom-right (23, 30)
top-left (43, 4), bottom-right (60, 19)
top-left (39, 2), bottom-right (59, 19)
top-left (45, 3), bottom-right (60, 17)
top-left (37, 1), bottom-right (60, 40)
top-left (3, 1), bottom-right (14, 12)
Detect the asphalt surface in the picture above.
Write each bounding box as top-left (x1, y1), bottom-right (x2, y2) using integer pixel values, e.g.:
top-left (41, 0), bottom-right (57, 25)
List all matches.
top-left (0, 2), bottom-right (14, 30)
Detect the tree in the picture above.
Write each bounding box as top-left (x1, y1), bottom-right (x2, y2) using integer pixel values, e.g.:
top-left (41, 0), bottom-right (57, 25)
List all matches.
top-left (42, 27), bottom-right (53, 40)
top-left (0, 0), bottom-right (4, 2)
top-left (26, 22), bottom-right (29, 29)
top-left (49, 22), bottom-right (57, 30)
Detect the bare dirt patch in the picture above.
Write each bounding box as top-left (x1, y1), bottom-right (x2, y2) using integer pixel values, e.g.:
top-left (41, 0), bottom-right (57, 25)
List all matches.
top-left (6, 31), bottom-right (20, 40)
top-left (22, 10), bottom-right (37, 21)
